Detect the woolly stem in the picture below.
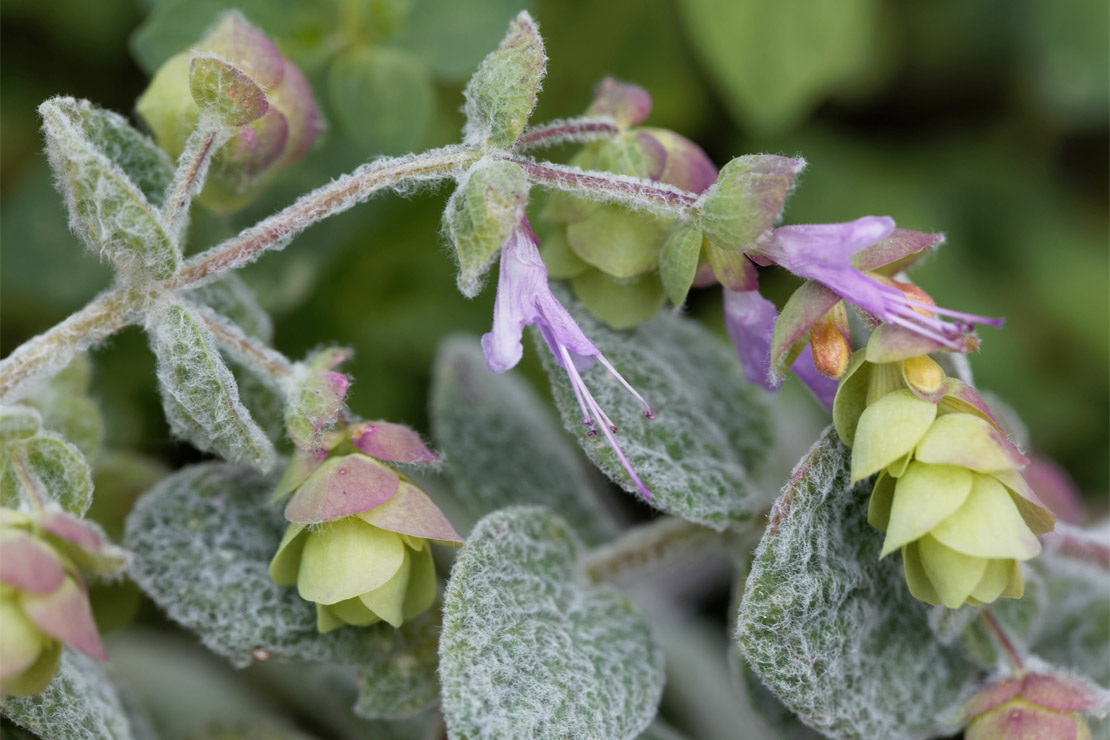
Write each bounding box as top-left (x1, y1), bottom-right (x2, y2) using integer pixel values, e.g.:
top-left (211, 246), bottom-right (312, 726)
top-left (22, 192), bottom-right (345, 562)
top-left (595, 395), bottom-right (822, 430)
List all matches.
top-left (195, 306), bottom-right (294, 384)
top-left (581, 517), bottom-right (727, 586)
top-left (169, 146), bottom-right (479, 289)
top-left (982, 610), bottom-right (1024, 672)
top-left (503, 155), bottom-right (700, 215)
top-left (512, 117), bottom-right (621, 150)
top-left (161, 120), bottom-right (230, 241)
top-left (1041, 527), bottom-right (1110, 569)
top-left (0, 289), bottom-right (129, 402)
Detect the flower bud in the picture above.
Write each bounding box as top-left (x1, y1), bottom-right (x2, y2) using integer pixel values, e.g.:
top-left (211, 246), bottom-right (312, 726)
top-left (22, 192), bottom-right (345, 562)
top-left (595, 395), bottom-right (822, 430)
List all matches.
top-left (698, 155), bottom-right (804, 252)
top-left (0, 508), bottom-right (125, 697)
top-left (284, 349), bottom-right (351, 454)
top-left (964, 673), bottom-right (1101, 740)
top-left (136, 12), bottom-right (322, 212)
top-left (269, 422), bottom-right (459, 631)
top-left (586, 78), bottom-right (652, 128)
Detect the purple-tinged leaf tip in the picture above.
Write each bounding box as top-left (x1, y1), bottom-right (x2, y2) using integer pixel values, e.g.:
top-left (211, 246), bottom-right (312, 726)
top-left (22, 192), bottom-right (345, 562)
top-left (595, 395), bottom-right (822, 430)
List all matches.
top-left (350, 421), bottom-right (438, 463)
top-left (22, 577), bottom-right (107, 661)
top-left (0, 532), bottom-right (66, 594)
top-left (283, 455), bottom-right (400, 524)
top-left (587, 77), bottom-right (652, 128)
top-left (357, 481), bottom-right (464, 544)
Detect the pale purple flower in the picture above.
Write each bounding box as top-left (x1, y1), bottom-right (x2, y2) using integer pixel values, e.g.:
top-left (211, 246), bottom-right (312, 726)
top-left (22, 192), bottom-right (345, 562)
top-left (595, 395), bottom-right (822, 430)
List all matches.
top-left (759, 216), bottom-right (1003, 350)
top-left (482, 218), bottom-right (655, 498)
top-left (723, 286), bottom-right (838, 409)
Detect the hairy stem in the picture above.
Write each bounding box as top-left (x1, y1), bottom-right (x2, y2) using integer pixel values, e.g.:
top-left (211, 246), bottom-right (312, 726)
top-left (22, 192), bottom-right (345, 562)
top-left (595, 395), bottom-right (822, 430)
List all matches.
top-left (503, 155), bottom-right (700, 216)
top-left (512, 117), bottom-right (620, 150)
top-left (0, 289), bottom-right (129, 402)
top-left (981, 610), bottom-right (1024, 672)
top-left (196, 306), bottom-right (294, 383)
top-left (581, 517), bottom-right (728, 586)
top-left (169, 146), bottom-right (479, 289)
top-left (1041, 525), bottom-right (1110, 569)
top-left (162, 122), bottom-right (229, 241)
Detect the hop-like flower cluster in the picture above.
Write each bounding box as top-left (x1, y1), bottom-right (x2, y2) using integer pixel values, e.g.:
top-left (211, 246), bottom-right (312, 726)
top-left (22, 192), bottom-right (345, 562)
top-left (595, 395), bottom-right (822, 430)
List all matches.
top-left (0, 508), bottom-right (126, 697)
top-left (268, 421), bottom-right (462, 632)
top-left (833, 329), bottom-right (1054, 608)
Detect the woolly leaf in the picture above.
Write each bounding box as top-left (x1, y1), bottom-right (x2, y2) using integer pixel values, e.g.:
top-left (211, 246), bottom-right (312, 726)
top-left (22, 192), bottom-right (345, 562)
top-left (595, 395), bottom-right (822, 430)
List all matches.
top-left (189, 54), bottom-right (269, 127)
top-left (440, 507), bottom-right (663, 739)
top-left (443, 161), bottom-right (530, 297)
top-left (21, 355), bottom-right (104, 461)
top-left (1, 650), bottom-right (137, 740)
top-left (39, 97), bottom-right (179, 280)
top-left (536, 288), bottom-right (771, 530)
top-left (0, 431), bottom-right (92, 516)
top-left (148, 302), bottom-right (275, 470)
top-left (124, 462), bottom-right (440, 718)
top-left (429, 336), bottom-right (617, 544)
top-left (462, 11), bottom-right (546, 147)
top-left (737, 429), bottom-right (978, 740)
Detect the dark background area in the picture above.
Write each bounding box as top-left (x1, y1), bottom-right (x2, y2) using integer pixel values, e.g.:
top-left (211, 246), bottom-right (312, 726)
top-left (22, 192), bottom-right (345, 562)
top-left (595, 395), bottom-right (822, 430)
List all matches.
top-left (2, 0), bottom-right (1107, 499)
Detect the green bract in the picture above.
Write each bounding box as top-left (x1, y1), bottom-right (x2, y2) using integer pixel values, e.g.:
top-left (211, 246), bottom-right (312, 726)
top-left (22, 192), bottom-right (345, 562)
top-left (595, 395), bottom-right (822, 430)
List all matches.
top-left (697, 154), bottom-right (803, 252)
top-left (835, 334), bottom-right (1055, 609)
top-left (462, 12), bottom-right (546, 148)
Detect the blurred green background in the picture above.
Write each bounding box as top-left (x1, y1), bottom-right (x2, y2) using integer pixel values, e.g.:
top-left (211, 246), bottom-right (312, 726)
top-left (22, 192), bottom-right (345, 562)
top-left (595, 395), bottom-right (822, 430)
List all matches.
top-left (2, 0), bottom-right (1107, 499)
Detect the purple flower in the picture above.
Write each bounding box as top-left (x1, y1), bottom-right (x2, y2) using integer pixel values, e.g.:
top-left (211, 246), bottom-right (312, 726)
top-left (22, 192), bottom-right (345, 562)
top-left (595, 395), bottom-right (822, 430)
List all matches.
top-left (482, 218), bottom-right (655, 498)
top-left (759, 216), bottom-right (1003, 351)
top-left (722, 286), bottom-right (838, 409)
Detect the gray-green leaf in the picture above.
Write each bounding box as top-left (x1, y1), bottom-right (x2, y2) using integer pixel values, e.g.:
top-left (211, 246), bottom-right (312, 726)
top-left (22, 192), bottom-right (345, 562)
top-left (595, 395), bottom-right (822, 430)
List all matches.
top-left (124, 462), bottom-right (440, 718)
top-left (1, 650), bottom-right (137, 740)
top-left (462, 11), bottom-right (545, 147)
top-left (536, 289), bottom-right (771, 530)
top-left (429, 336), bottom-right (618, 544)
top-left (0, 431), bottom-right (92, 516)
top-left (440, 507), bottom-right (663, 740)
top-left (39, 97), bottom-right (179, 280)
top-left (736, 428), bottom-right (976, 740)
top-left (148, 302), bottom-right (275, 470)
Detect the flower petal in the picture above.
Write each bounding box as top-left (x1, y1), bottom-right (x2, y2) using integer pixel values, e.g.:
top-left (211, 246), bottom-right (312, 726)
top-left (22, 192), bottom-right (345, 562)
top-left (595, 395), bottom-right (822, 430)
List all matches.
top-left (832, 354), bottom-right (871, 445)
top-left (918, 535), bottom-right (988, 609)
top-left (969, 558), bottom-right (1014, 604)
top-left (723, 287), bottom-right (778, 390)
top-left (929, 474), bottom-right (1041, 559)
top-left (327, 596), bottom-right (382, 627)
top-left (915, 414), bottom-right (1029, 472)
top-left (901, 541), bottom-right (942, 607)
top-left (0, 596), bottom-right (47, 679)
top-left (881, 462), bottom-right (973, 557)
top-left (770, 281), bottom-right (841, 378)
top-left (283, 455), bottom-right (400, 524)
top-left (21, 576), bottom-right (106, 660)
top-left (403, 544), bottom-right (438, 621)
top-left (850, 389), bottom-right (937, 482)
top-left (992, 468), bottom-right (1055, 536)
top-left (350, 421), bottom-right (438, 463)
top-left (356, 480), bottom-right (463, 544)
top-left (358, 546), bottom-right (412, 627)
top-left (297, 518), bottom-right (405, 605)
top-left (867, 472), bottom-right (896, 531)
top-left (268, 523), bottom-right (307, 586)
top-left (852, 228), bottom-right (944, 274)
top-left (0, 531), bottom-right (66, 594)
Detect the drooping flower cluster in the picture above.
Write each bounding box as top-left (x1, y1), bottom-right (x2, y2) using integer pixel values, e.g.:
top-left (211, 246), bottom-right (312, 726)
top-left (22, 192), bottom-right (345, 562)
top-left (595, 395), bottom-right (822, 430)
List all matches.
top-left (1, 508), bottom-right (126, 697)
top-left (833, 329), bottom-right (1055, 608)
top-left (269, 420), bottom-right (462, 632)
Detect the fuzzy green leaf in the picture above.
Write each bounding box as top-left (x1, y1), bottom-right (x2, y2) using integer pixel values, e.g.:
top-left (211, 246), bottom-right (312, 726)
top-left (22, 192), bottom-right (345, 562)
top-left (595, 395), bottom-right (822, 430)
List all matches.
top-left (148, 302), bottom-right (275, 470)
top-left (124, 462), bottom-right (441, 719)
top-left (189, 55), bottom-right (270, 127)
top-left (440, 507), bottom-right (663, 739)
top-left (736, 428), bottom-right (977, 740)
top-left (0, 432), bottom-right (92, 516)
top-left (1, 650), bottom-right (138, 740)
top-left (429, 336), bottom-right (617, 544)
top-left (537, 289), bottom-right (771, 530)
top-left (39, 97), bottom-right (179, 280)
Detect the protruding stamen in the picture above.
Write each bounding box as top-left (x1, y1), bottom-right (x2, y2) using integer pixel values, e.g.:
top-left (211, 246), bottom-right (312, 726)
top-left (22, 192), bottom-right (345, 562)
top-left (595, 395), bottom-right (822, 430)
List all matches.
top-left (560, 344), bottom-right (652, 498)
top-left (596, 354), bottom-right (654, 419)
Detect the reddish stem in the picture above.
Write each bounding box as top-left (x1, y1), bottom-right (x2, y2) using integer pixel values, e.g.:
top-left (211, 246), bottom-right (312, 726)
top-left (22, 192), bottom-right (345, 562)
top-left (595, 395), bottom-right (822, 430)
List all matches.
top-left (982, 610), bottom-right (1024, 672)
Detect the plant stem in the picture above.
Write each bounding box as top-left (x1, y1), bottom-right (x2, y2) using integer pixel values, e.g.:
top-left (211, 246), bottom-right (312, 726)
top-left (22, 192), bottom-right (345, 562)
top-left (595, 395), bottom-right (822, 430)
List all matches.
top-left (981, 610), bottom-right (1024, 672)
top-left (1041, 525), bottom-right (1110, 569)
top-left (196, 306), bottom-right (294, 382)
top-left (162, 124), bottom-right (229, 240)
top-left (581, 517), bottom-right (728, 586)
top-left (0, 289), bottom-right (129, 402)
top-left (512, 117), bottom-right (620, 150)
top-left (169, 146), bottom-right (479, 289)
top-left (503, 156), bottom-right (701, 215)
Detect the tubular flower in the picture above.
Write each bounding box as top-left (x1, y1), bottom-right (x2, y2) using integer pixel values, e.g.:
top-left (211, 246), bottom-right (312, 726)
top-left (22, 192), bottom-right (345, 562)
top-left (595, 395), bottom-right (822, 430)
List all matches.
top-left (269, 421), bottom-right (461, 632)
top-left (832, 330), bottom-right (1055, 608)
top-left (483, 218), bottom-right (656, 498)
top-left (758, 216), bottom-right (1003, 356)
top-left (1, 508), bottom-right (126, 697)
top-left (963, 672), bottom-right (1102, 740)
